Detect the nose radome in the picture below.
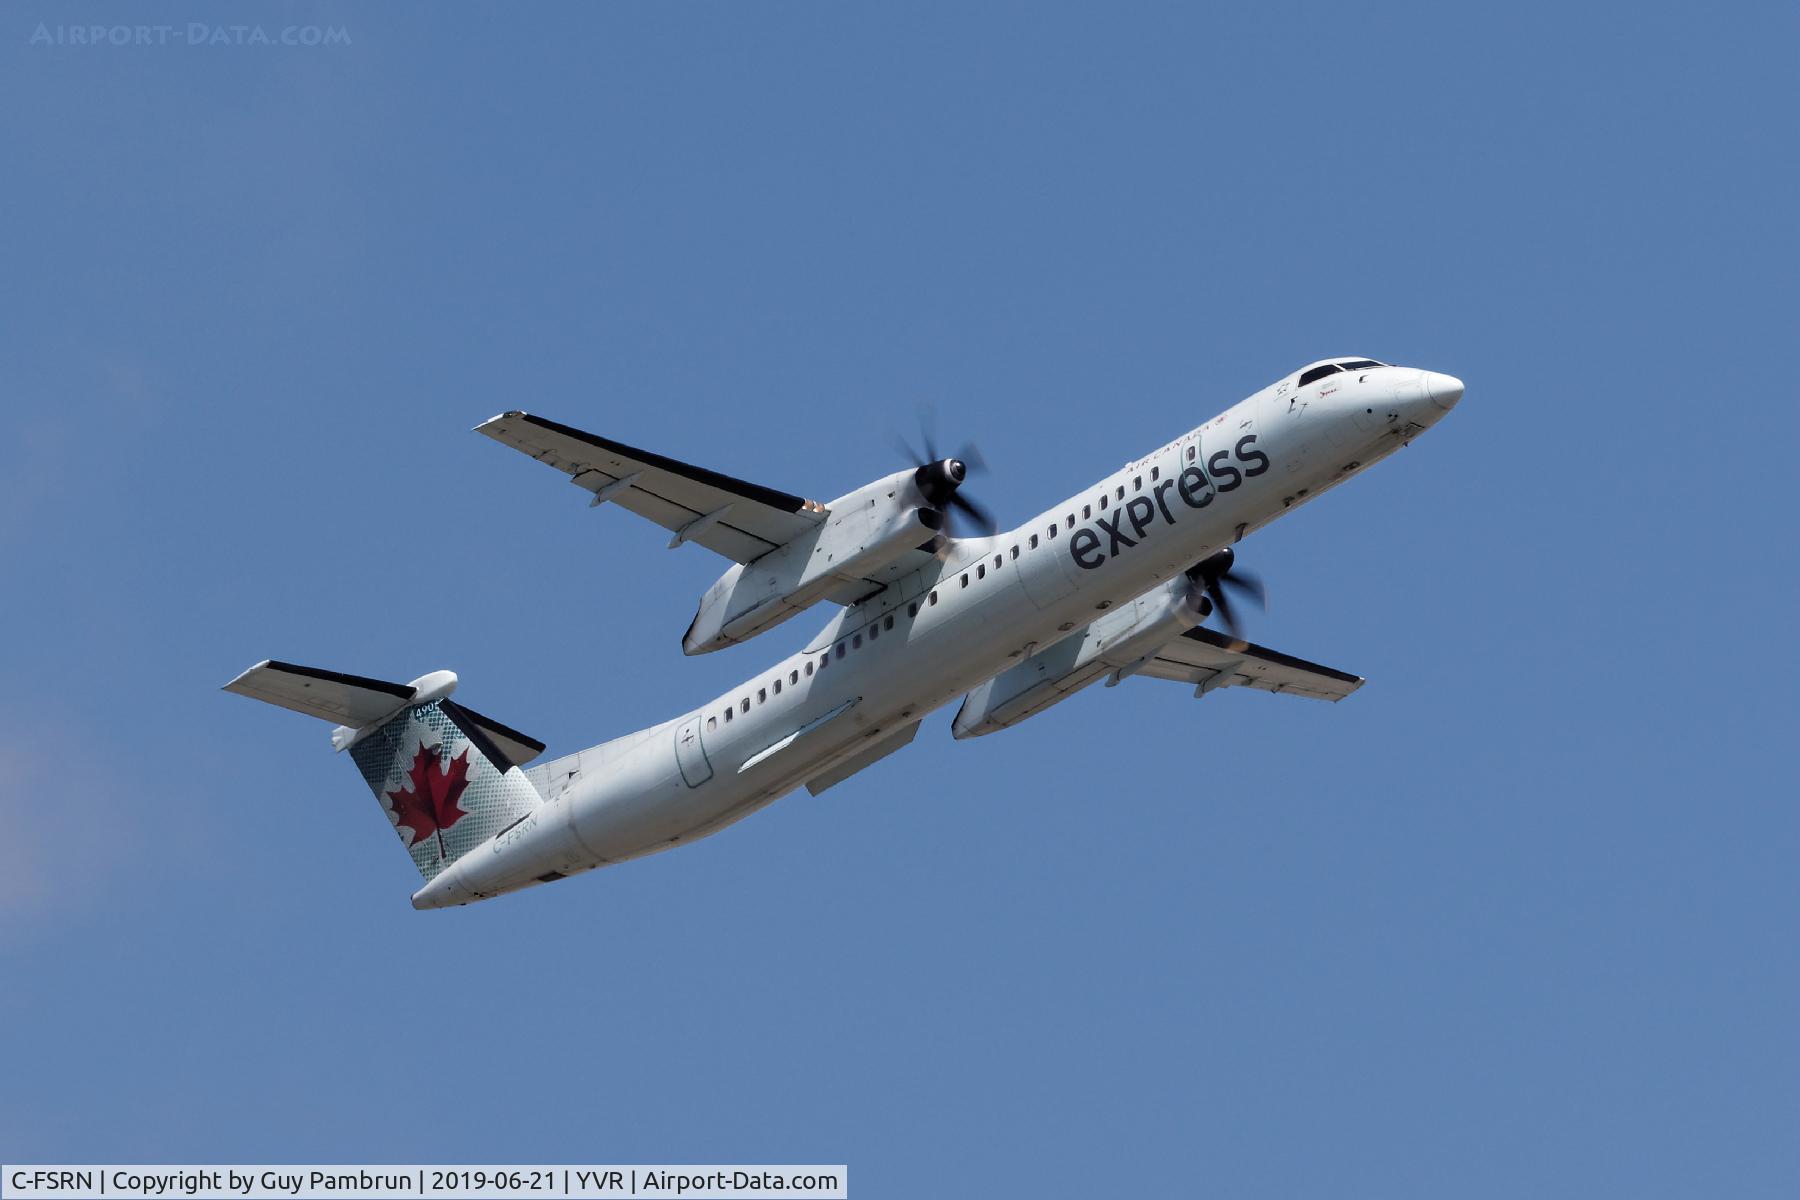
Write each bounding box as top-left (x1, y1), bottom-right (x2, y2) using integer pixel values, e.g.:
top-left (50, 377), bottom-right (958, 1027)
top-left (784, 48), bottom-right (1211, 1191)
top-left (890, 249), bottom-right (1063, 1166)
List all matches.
top-left (1423, 371), bottom-right (1464, 411)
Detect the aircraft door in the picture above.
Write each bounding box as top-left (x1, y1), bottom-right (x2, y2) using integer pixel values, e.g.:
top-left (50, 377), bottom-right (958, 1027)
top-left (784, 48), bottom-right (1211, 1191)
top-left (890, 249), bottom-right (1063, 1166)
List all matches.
top-left (674, 716), bottom-right (713, 787)
top-left (1017, 522), bottom-right (1078, 609)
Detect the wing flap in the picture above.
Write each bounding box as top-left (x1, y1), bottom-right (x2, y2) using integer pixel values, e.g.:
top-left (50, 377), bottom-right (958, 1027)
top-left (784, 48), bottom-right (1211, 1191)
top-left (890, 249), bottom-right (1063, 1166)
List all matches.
top-left (1137, 627), bottom-right (1364, 702)
top-left (805, 720), bottom-right (920, 796)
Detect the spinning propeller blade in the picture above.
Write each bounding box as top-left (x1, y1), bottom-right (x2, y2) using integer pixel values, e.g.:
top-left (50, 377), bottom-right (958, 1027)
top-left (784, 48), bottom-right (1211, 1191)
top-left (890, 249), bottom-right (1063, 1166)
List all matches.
top-left (898, 408), bottom-right (995, 550)
top-left (1185, 547), bottom-right (1267, 645)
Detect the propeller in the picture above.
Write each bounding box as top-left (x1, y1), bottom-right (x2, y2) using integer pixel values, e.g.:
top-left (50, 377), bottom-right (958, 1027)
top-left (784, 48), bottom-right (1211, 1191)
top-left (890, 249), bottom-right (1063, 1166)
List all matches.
top-left (1184, 547), bottom-right (1266, 644)
top-left (897, 409), bottom-right (995, 548)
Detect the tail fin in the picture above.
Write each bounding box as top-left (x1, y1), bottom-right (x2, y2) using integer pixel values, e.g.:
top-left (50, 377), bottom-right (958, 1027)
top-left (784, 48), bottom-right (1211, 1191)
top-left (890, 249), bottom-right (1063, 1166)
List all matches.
top-left (224, 661), bottom-right (545, 882)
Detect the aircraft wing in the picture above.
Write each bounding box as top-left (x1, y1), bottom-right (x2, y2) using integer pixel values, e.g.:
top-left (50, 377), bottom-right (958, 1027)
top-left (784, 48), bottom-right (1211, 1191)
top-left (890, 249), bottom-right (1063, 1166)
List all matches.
top-left (476, 412), bottom-right (828, 565)
top-left (1137, 627), bottom-right (1365, 702)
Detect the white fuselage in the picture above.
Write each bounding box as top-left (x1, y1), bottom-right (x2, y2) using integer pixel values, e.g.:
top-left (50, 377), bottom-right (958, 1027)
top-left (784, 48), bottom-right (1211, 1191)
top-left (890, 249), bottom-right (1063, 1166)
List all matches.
top-left (413, 363), bottom-right (1461, 907)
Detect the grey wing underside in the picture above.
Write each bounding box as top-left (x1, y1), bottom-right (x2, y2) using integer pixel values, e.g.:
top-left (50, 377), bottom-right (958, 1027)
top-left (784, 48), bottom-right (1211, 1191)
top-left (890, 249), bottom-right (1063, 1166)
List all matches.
top-left (476, 412), bottom-right (933, 601)
top-left (1137, 627), bottom-right (1365, 702)
top-left (476, 412), bottom-right (823, 561)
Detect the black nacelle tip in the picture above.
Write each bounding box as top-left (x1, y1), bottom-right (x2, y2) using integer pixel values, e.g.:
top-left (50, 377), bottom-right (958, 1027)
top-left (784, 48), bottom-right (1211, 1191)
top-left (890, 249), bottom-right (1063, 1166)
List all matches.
top-left (915, 459), bottom-right (967, 507)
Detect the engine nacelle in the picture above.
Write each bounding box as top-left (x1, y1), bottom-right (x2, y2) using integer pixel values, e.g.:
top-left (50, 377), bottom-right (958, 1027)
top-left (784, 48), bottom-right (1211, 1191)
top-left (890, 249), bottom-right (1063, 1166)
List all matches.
top-left (951, 576), bottom-right (1202, 738)
top-left (684, 469), bottom-right (940, 654)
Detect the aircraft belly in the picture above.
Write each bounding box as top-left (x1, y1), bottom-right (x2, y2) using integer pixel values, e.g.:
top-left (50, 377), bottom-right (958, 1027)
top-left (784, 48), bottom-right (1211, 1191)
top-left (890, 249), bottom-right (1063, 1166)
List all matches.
top-left (622, 574), bottom-right (1051, 852)
top-left (558, 728), bottom-right (705, 861)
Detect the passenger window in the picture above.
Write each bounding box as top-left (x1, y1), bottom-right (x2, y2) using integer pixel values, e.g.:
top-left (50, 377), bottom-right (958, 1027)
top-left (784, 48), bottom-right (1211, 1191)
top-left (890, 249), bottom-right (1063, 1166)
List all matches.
top-left (1099, 495), bottom-right (1107, 510)
top-left (1116, 485), bottom-right (1125, 500)
top-left (836, 643), bottom-right (846, 659)
top-left (1151, 466), bottom-right (1159, 481)
top-left (1133, 477), bottom-right (1141, 491)
top-left (805, 661), bottom-right (814, 676)
top-left (869, 623), bottom-right (879, 641)
top-left (853, 633), bottom-right (862, 649)
top-left (1186, 446), bottom-right (1196, 462)
top-left (1010, 545), bottom-right (1019, 560)
top-left (741, 698), bottom-right (750, 714)
top-left (758, 688), bottom-right (766, 704)
top-left (977, 565), bottom-right (985, 580)
top-left (884, 615), bottom-right (895, 631)
top-left (994, 554), bottom-right (1002, 569)
top-left (707, 716), bottom-right (717, 731)
top-left (772, 679), bottom-right (781, 695)
top-left (929, 591), bottom-right (939, 605)
top-left (724, 708), bottom-right (733, 723)
top-left (1066, 515), bottom-right (1074, 529)
top-left (1082, 504), bottom-right (1091, 519)
top-left (820, 653), bottom-right (829, 669)
top-left (1029, 534), bottom-right (1039, 549)
top-left (961, 573), bottom-right (969, 588)
top-left (908, 602), bottom-right (919, 617)
top-left (790, 670), bottom-right (799, 685)
top-left (1047, 525), bottom-right (1057, 539)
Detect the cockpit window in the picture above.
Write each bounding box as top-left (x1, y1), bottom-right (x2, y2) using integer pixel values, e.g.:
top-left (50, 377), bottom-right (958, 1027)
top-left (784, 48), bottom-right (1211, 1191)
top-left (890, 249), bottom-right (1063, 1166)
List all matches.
top-left (1336, 359), bottom-right (1386, 369)
top-left (1297, 364), bottom-right (1342, 387)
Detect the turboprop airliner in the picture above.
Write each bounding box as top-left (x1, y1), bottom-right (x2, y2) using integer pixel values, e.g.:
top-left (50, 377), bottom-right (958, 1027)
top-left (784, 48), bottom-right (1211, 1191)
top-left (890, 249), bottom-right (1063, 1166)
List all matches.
top-left (226, 358), bottom-right (1462, 908)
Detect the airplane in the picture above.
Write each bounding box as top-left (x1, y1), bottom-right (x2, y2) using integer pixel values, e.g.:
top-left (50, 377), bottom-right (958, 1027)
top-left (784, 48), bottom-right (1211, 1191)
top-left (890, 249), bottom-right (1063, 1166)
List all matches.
top-left (225, 357), bottom-right (1463, 908)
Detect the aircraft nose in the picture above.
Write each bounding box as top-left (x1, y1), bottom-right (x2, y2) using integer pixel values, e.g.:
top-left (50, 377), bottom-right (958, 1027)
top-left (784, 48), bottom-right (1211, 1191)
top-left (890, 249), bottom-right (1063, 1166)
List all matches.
top-left (1422, 371), bottom-right (1464, 411)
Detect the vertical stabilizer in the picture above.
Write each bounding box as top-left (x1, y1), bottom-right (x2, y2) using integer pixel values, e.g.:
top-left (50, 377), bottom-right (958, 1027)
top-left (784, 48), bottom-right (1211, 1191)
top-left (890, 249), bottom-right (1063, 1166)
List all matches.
top-left (348, 699), bottom-right (543, 881)
top-left (224, 661), bottom-right (545, 883)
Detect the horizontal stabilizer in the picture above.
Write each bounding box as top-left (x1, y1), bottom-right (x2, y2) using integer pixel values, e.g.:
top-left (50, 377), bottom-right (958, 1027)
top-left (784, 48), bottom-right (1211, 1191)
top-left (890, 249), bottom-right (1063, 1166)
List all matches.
top-left (224, 661), bottom-right (546, 768)
top-left (223, 660), bottom-right (416, 726)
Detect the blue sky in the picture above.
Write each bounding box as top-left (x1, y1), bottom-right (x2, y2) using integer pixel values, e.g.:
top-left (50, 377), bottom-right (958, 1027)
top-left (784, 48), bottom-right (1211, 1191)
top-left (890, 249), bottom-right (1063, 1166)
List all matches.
top-left (2, 3), bottom-right (1796, 1196)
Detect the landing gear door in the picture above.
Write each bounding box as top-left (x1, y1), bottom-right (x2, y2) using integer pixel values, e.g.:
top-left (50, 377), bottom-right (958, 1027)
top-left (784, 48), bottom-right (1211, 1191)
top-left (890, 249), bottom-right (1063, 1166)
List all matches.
top-left (674, 716), bottom-right (712, 787)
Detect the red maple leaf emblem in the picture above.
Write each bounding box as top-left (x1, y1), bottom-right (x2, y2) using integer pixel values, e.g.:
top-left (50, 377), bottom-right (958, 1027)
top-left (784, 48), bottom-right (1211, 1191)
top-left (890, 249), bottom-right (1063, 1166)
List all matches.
top-left (386, 743), bottom-right (472, 862)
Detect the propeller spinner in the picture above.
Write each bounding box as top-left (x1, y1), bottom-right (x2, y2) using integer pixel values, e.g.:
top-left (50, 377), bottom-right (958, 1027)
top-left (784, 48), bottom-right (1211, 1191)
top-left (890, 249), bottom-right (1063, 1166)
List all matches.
top-left (899, 415), bottom-right (996, 544)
